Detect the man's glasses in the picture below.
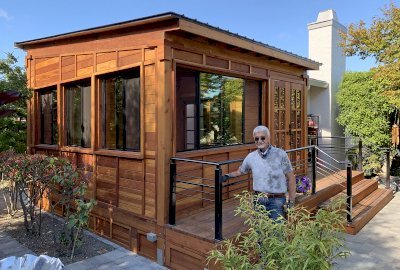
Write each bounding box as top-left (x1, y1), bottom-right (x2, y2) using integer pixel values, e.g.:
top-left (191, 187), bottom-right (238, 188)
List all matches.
top-left (254, 136), bottom-right (266, 142)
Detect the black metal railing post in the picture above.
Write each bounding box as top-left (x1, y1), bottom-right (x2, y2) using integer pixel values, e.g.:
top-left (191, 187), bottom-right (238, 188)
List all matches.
top-left (169, 159), bottom-right (176, 225)
top-left (215, 165), bottom-right (223, 240)
top-left (311, 146), bottom-right (317, 194)
top-left (358, 140), bottom-right (363, 171)
top-left (346, 162), bottom-right (353, 223)
top-left (386, 149), bottom-right (391, 189)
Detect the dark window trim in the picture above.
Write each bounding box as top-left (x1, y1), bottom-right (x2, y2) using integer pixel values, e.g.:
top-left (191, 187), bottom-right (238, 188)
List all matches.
top-left (177, 68), bottom-right (262, 152)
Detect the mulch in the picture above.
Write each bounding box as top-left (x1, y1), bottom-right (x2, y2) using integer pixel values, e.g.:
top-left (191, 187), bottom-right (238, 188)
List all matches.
top-left (0, 188), bottom-right (115, 265)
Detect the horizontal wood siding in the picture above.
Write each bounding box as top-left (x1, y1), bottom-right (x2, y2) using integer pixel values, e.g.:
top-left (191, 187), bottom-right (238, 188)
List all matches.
top-left (96, 51), bottom-right (117, 72)
top-left (76, 54), bottom-right (93, 77)
top-left (118, 158), bottom-right (144, 215)
top-left (96, 155), bottom-right (117, 205)
top-left (61, 55), bottom-right (75, 81)
top-left (118, 49), bottom-right (141, 67)
top-left (35, 57), bottom-right (59, 87)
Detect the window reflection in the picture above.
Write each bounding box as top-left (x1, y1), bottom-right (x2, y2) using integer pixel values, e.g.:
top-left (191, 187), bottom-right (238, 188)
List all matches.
top-left (100, 69), bottom-right (140, 151)
top-left (65, 80), bottom-right (91, 147)
top-left (39, 88), bottom-right (57, 145)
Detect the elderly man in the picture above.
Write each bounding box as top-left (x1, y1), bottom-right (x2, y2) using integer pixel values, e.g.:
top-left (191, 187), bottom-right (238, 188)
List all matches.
top-left (223, 125), bottom-right (296, 220)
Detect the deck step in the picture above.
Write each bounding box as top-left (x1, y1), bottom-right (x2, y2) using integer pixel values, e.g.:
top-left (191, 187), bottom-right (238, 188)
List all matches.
top-left (319, 179), bottom-right (378, 208)
top-left (346, 188), bottom-right (393, 235)
top-left (296, 170), bottom-right (364, 211)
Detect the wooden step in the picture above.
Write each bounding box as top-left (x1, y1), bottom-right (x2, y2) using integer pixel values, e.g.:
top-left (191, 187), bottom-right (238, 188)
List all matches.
top-left (319, 179), bottom-right (378, 208)
top-left (346, 188), bottom-right (393, 235)
top-left (296, 170), bottom-right (364, 211)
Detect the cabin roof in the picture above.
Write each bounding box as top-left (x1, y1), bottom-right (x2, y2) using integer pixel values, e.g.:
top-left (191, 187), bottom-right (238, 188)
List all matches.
top-left (15, 12), bottom-right (319, 70)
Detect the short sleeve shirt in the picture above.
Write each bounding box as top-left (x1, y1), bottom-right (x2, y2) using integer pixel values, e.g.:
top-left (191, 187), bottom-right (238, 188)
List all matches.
top-left (239, 146), bottom-right (293, 194)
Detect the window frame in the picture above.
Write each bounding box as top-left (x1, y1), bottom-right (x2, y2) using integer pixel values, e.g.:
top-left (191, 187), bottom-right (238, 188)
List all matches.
top-left (97, 67), bottom-right (143, 155)
top-left (175, 67), bottom-right (262, 152)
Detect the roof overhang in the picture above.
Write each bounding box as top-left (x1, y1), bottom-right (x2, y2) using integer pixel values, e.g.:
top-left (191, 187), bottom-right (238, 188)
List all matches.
top-left (15, 12), bottom-right (320, 70)
top-left (309, 78), bottom-right (329, 89)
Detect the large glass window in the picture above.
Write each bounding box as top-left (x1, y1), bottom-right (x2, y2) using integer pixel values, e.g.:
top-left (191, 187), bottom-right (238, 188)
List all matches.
top-left (65, 80), bottom-right (91, 147)
top-left (39, 88), bottom-right (58, 145)
top-left (100, 69), bottom-right (140, 151)
top-left (176, 68), bottom-right (261, 151)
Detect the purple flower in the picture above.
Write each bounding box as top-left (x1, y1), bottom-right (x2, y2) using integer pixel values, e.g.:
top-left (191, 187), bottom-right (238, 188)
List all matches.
top-left (296, 176), bottom-right (311, 194)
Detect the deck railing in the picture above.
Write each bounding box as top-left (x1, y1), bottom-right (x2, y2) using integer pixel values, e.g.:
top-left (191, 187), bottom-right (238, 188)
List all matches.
top-left (169, 143), bottom-right (391, 240)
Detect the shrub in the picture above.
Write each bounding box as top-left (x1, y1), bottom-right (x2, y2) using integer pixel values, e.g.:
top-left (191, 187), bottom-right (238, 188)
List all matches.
top-left (208, 192), bottom-right (349, 270)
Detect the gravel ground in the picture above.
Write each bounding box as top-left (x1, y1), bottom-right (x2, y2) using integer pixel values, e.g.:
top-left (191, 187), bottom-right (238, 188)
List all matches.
top-left (0, 188), bottom-right (115, 265)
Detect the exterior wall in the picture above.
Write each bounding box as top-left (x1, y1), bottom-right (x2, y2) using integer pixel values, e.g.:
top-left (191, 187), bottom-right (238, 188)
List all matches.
top-left (307, 10), bottom-right (346, 138)
top-left (26, 29), bottom-right (165, 260)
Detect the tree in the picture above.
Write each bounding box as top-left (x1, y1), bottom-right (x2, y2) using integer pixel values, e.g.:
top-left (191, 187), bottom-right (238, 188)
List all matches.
top-left (341, 3), bottom-right (400, 109)
top-left (0, 53), bottom-right (31, 153)
top-left (337, 71), bottom-right (393, 174)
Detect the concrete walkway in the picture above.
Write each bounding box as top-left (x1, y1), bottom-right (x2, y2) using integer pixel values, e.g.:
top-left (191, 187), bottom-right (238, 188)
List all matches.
top-left (64, 247), bottom-right (166, 270)
top-left (335, 192), bottom-right (400, 270)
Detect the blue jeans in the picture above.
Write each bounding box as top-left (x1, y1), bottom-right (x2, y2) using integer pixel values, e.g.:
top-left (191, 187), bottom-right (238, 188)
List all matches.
top-left (255, 196), bottom-right (286, 220)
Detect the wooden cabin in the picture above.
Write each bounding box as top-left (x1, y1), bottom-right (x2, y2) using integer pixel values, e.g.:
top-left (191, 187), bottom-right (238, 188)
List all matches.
top-left (16, 12), bottom-right (321, 268)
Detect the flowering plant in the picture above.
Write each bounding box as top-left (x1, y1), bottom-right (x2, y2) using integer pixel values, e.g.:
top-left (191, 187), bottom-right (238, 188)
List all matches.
top-left (296, 176), bottom-right (311, 194)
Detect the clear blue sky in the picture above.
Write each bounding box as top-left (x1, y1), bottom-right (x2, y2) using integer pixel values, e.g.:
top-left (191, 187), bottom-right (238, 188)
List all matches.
top-left (0, 0), bottom-right (398, 71)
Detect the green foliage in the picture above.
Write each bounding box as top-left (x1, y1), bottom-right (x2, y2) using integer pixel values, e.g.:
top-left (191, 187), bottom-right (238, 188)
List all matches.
top-left (341, 3), bottom-right (400, 108)
top-left (337, 71), bottom-right (393, 173)
top-left (0, 53), bottom-right (32, 153)
top-left (48, 157), bottom-right (96, 259)
top-left (208, 192), bottom-right (349, 270)
top-left (0, 151), bottom-right (95, 259)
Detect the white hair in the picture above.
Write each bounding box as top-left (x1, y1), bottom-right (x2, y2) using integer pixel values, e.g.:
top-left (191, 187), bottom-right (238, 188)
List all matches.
top-left (253, 125), bottom-right (270, 137)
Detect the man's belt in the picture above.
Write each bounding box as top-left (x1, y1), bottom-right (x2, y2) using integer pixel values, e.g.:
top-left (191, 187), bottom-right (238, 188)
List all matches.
top-left (254, 191), bottom-right (286, 198)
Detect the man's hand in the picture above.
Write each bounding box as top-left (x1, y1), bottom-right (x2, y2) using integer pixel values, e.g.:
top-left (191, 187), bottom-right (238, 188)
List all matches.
top-left (221, 174), bottom-right (230, 183)
top-left (287, 201), bottom-right (295, 209)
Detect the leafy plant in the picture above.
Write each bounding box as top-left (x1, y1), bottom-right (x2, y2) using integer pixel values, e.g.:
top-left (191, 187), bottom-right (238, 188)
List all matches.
top-left (48, 157), bottom-right (95, 259)
top-left (337, 71), bottom-right (393, 173)
top-left (208, 192), bottom-right (349, 269)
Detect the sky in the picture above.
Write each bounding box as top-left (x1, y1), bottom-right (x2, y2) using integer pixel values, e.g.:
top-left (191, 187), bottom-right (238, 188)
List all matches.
top-left (0, 0), bottom-right (398, 71)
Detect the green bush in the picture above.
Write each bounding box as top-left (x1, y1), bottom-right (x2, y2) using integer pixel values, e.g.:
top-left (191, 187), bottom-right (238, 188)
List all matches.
top-left (208, 192), bottom-right (349, 270)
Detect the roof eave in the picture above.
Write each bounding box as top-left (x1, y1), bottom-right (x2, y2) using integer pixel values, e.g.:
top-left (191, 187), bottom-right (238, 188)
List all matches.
top-left (15, 12), bottom-right (180, 49)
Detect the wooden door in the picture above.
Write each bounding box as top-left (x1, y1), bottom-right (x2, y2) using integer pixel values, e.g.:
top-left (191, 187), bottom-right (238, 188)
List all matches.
top-left (272, 80), bottom-right (305, 151)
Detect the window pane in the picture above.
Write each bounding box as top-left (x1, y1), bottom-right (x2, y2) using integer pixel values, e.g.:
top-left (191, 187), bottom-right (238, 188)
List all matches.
top-left (39, 89), bottom-right (57, 145)
top-left (81, 85), bottom-right (91, 147)
top-left (66, 87), bottom-right (81, 146)
top-left (199, 73), bottom-right (243, 148)
top-left (101, 69), bottom-right (140, 151)
top-left (125, 77), bottom-right (140, 150)
top-left (65, 81), bottom-right (91, 147)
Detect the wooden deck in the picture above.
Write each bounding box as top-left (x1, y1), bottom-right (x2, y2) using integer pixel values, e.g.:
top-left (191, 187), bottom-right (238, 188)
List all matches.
top-left (165, 170), bottom-right (393, 269)
top-left (172, 197), bottom-right (245, 242)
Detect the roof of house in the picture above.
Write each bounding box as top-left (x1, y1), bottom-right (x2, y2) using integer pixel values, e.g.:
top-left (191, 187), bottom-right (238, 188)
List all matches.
top-left (15, 12), bottom-right (319, 70)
